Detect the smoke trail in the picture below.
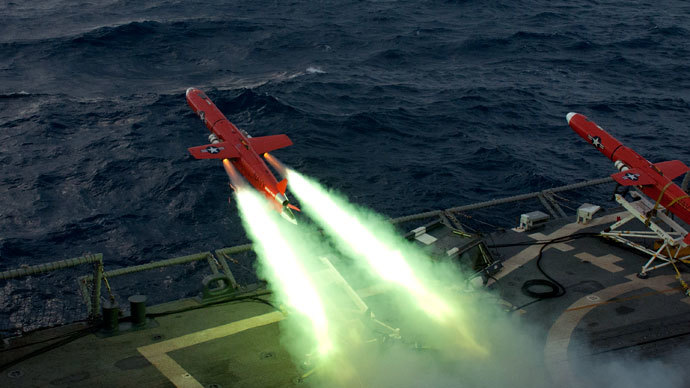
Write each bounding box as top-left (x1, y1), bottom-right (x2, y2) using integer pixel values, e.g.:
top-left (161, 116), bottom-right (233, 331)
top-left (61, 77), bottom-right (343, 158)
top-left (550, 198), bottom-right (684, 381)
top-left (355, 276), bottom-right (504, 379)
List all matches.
top-left (232, 155), bottom-right (553, 385)
top-left (233, 187), bottom-right (333, 356)
top-left (233, 185), bottom-right (377, 385)
top-left (233, 166), bottom-right (553, 386)
top-left (232, 163), bottom-right (687, 387)
top-left (286, 169), bottom-right (487, 356)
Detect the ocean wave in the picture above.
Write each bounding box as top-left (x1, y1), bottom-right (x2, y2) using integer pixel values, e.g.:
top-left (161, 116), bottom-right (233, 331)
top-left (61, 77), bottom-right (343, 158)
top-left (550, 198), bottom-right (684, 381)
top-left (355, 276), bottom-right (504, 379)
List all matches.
top-left (2, 0), bottom-right (690, 271)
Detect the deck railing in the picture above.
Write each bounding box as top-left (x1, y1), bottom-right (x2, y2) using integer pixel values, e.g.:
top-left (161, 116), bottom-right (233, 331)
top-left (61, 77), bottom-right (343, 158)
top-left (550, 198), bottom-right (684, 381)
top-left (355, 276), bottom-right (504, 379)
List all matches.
top-left (0, 174), bottom-right (655, 337)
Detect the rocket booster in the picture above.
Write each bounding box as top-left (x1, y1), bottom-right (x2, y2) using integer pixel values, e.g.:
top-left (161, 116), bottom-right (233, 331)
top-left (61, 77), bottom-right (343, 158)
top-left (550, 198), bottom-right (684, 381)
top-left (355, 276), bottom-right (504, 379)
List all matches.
top-left (566, 112), bottom-right (690, 245)
top-left (566, 112), bottom-right (648, 171)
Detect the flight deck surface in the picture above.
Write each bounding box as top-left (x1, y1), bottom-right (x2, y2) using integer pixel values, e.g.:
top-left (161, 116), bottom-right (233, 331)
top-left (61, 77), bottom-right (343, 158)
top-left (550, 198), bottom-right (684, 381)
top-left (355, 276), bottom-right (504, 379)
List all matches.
top-left (2, 202), bottom-right (690, 387)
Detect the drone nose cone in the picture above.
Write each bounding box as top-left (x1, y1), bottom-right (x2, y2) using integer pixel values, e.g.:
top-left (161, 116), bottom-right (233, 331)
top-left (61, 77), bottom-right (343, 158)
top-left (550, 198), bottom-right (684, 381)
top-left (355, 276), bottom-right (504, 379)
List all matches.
top-left (566, 112), bottom-right (577, 124)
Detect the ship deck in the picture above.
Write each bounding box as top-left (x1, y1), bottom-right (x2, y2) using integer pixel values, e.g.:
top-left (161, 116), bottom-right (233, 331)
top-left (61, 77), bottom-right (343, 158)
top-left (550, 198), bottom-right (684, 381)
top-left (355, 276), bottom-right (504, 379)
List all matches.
top-left (2, 202), bottom-right (690, 387)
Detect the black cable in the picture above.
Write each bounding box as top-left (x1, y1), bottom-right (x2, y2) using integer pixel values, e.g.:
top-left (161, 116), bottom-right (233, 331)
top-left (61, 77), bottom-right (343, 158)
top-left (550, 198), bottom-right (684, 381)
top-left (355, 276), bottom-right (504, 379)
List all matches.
top-left (0, 321), bottom-right (91, 352)
top-left (244, 296), bottom-right (279, 310)
top-left (513, 299), bottom-right (542, 310)
top-left (487, 232), bottom-right (601, 303)
top-left (522, 279), bottom-right (561, 298)
top-left (486, 232), bottom-right (598, 249)
top-left (0, 325), bottom-right (97, 373)
top-left (146, 290), bottom-right (274, 318)
top-left (521, 241), bottom-right (564, 298)
top-left (523, 233), bottom-right (600, 299)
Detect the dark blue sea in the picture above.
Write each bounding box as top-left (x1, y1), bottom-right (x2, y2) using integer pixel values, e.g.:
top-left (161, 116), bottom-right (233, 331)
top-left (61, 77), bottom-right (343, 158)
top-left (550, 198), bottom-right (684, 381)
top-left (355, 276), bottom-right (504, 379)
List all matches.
top-left (1, 1), bottom-right (690, 314)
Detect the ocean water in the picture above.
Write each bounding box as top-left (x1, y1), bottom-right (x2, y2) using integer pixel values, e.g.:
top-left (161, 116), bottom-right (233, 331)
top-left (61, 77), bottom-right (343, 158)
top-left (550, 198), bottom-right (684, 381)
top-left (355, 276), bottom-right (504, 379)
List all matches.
top-left (1, 0), bottom-right (689, 273)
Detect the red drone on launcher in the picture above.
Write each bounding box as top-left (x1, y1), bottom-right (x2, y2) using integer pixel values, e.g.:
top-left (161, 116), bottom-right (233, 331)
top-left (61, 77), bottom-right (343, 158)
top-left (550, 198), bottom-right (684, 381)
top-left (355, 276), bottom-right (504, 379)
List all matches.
top-left (567, 112), bottom-right (690, 244)
top-left (186, 87), bottom-right (299, 224)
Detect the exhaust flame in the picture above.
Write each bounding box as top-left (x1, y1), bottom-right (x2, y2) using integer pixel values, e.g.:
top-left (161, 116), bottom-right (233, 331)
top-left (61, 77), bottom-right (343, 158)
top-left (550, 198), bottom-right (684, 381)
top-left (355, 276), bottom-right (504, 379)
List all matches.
top-left (234, 187), bottom-right (333, 356)
top-left (222, 158), bottom-right (244, 188)
top-left (264, 152), bottom-right (287, 177)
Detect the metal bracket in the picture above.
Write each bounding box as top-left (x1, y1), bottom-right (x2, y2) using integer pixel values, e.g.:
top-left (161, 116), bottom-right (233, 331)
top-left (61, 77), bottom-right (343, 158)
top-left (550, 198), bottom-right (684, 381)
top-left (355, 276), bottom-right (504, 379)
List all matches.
top-left (600, 194), bottom-right (689, 277)
top-left (537, 192), bottom-right (559, 219)
top-left (542, 190), bottom-right (567, 218)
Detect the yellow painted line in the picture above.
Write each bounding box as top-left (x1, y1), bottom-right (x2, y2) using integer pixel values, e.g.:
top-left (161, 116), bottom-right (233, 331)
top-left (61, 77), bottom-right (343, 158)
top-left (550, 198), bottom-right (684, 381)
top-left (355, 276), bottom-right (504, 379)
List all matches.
top-left (145, 353), bottom-right (201, 388)
top-left (574, 252), bottom-right (625, 273)
top-left (495, 211), bottom-right (626, 280)
top-left (544, 274), bottom-right (679, 386)
top-left (138, 311), bottom-right (285, 388)
top-left (564, 287), bottom-right (682, 312)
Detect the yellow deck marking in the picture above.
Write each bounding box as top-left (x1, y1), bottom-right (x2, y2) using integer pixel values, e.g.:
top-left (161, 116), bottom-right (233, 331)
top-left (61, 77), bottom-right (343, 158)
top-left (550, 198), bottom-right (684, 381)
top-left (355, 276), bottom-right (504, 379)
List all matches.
top-left (146, 353), bottom-right (199, 388)
top-left (544, 274), bottom-right (679, 386)
top-left (495, 212), bottom-right (626, 280)
top-left (574, 252), bottom-right (625, 273)
top-left (138, 311), bottom-right (284, 388)
top-left (564, 287), bottom-right (682, 312)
